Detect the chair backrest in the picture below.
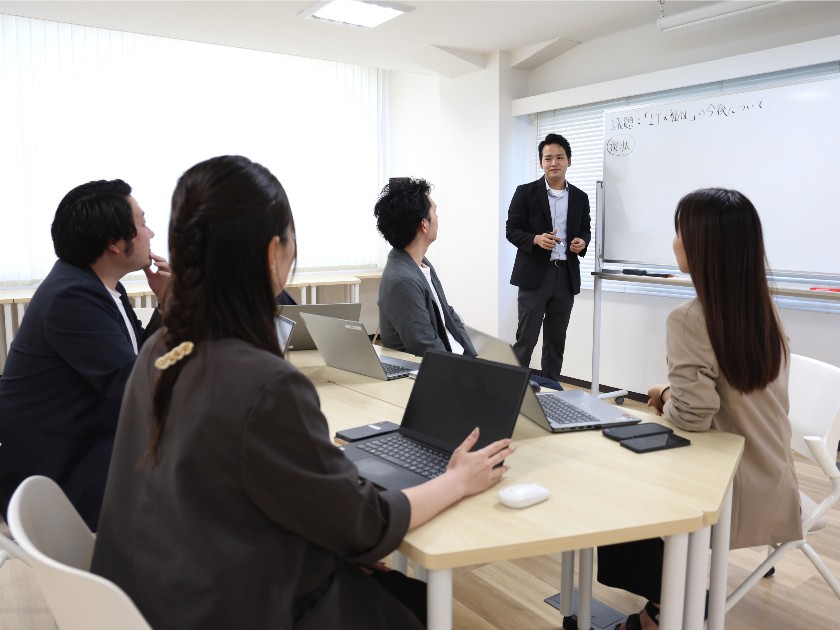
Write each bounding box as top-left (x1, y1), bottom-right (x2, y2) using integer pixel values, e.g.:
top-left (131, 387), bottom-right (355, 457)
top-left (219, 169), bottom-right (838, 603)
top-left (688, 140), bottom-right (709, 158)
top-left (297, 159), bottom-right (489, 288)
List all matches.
top-left (788, 354), bottom-right (840, 469)
top-left (7, 476), bottom-right (151, 630)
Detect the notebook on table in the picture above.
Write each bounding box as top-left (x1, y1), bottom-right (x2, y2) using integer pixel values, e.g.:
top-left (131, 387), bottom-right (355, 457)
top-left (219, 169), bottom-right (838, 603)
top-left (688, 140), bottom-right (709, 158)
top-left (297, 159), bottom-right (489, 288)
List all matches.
top-left (279, 303), bottom-right (362, 351)
top-left (301, 312), bottom-right (420, 381)
top-left (465, 325), bottom-right (642, 433)
top-left (340, 349), bottom-right (530, 491)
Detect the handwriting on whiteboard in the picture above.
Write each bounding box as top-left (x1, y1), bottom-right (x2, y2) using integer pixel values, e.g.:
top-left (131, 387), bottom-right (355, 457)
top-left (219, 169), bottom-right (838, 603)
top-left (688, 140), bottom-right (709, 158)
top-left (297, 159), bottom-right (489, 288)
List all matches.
top-left (606, 100), bottom-right (765, 156)
top-left (609, 100), bottom-right (765, 133)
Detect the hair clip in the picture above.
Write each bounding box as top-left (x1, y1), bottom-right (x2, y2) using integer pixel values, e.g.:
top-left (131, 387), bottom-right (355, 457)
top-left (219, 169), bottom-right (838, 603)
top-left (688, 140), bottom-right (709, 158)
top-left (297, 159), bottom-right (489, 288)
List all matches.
top-left (154, 341), bottom-right (195, 370)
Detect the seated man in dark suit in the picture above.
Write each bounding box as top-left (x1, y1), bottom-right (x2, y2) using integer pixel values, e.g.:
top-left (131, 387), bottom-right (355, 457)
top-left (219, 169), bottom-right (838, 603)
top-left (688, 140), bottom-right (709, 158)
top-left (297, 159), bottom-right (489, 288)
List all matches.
top-left (0, 179), bottom-right (170, 530)
top-left (374, 177), bottom-right (475, 358)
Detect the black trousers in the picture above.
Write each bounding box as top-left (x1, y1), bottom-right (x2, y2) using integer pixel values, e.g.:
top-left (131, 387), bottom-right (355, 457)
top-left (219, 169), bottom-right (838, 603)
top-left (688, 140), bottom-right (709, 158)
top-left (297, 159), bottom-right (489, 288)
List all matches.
top-left (597, 538), bottom-right (665, 604)
top-left (371, 569), bottom-right (427, 626)
top-left (513, 264), bottom-right (575, 381)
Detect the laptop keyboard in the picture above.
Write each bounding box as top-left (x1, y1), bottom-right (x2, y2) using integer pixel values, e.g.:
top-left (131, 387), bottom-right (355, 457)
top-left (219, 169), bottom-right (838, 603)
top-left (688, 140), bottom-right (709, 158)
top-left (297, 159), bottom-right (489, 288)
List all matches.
top-left (537, 394), bottom-right (600, 425)
top-left (381, 362), bottom-right (413, 378)
top-left (356, 434), bottom-right (449, 479)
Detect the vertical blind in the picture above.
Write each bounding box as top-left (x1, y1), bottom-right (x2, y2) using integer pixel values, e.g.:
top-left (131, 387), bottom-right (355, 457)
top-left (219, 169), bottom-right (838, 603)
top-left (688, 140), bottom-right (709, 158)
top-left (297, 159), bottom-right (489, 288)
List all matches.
top-left (533, 60), bottom-right (840, 312)
top-left (0, 14), bottom-right (383, 285)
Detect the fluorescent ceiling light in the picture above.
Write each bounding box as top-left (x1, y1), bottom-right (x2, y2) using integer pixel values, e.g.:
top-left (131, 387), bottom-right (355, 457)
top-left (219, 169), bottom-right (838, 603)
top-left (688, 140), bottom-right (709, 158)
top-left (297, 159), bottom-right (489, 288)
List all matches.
top-left (657, 1), bottom-right (787, 32)
top-left (301, 0), bottom-right (412, 29)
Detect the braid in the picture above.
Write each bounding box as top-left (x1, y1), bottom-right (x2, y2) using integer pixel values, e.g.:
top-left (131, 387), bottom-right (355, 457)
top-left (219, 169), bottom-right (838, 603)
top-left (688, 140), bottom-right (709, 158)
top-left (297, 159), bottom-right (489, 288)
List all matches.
top-left (148, 208), bottom-right (207, 459)
top-left (144, 155), bottom-right (294, 463)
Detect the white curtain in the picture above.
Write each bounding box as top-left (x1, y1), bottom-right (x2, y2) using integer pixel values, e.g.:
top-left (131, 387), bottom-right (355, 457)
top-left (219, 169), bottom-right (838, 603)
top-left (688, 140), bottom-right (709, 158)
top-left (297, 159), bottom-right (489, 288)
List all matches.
top-left (0, 14), bottom-right (383, 285)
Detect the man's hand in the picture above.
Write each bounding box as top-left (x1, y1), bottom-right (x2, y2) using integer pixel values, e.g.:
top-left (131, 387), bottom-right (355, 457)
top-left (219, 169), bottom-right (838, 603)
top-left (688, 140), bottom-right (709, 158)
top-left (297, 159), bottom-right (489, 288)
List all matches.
top-left (534, 229), bottom-right (560, 250)
top-left (144, 252), bottom-right (172, 302)
top-left (570, 237), bottom-right (586, 254)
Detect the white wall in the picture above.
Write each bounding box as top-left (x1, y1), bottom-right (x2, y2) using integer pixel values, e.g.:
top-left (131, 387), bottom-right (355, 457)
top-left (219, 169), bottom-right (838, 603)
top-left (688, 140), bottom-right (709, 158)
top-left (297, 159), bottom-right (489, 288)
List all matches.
top-left (387, 9), bottom-right (840, 392)
top-left (387, 54), bottom-right (530, 339)
top-left (528, 2), bottom-right (840, 97)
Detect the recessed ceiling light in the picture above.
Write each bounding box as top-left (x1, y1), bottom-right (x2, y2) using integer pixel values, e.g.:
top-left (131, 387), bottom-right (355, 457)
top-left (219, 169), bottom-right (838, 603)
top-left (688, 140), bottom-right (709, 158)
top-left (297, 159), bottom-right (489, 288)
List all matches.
top-left (301, 0), bottom-right (412, 29)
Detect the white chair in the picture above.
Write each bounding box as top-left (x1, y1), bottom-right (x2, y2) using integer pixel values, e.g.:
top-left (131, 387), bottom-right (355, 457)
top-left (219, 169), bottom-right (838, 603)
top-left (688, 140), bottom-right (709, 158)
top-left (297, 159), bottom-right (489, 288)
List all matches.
top-left (7, 476), bottom-right (151, 630)
top-left (726, 353), bottom-right (840, 610)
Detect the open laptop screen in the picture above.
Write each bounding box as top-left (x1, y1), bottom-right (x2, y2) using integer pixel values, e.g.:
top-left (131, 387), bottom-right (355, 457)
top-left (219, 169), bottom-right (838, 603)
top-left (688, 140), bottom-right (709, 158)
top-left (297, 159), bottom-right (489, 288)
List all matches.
top-left (400, 349), bottom-right (530, 452)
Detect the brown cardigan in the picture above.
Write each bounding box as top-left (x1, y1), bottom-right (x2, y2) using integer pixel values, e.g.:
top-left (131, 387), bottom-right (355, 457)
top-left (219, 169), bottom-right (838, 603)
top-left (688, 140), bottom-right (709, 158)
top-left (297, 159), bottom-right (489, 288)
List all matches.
top-left (662, 299), bottom-right (802, 549)
top-left (91, 332), bottom-right (421, 629)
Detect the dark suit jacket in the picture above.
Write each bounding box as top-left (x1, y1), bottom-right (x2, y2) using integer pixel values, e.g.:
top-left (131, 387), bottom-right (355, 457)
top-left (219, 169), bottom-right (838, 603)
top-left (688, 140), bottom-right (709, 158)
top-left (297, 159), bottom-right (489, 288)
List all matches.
top-left (92, 334), bottom-right (421, 630)
top-left (506, 176), bottom-right (592, 293)
top-left (378, 248), bottom-right (476, 357)
top-left (0, 260), bottom-right (158, 529)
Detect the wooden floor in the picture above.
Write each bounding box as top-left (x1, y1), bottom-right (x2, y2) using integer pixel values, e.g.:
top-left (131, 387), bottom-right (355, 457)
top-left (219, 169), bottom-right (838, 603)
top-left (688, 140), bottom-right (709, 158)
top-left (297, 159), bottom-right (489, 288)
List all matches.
top-left (2, 396), bottom-right (839, 629)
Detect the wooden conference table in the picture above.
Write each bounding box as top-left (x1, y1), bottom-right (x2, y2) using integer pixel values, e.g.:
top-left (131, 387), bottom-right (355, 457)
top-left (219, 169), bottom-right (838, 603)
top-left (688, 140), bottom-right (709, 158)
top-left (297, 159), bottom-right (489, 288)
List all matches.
top-left (288, 349), bottom-right (744, 630)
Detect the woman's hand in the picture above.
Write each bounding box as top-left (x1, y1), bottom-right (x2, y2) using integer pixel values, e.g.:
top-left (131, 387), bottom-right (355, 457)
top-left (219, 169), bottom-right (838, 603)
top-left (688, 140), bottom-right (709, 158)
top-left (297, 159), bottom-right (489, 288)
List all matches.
top-left (446, 428), bottom-right (515, 498)
top-left (402, 428), bottom-right (516, 530)
top-left (647, 383), bottom-right (670, 416)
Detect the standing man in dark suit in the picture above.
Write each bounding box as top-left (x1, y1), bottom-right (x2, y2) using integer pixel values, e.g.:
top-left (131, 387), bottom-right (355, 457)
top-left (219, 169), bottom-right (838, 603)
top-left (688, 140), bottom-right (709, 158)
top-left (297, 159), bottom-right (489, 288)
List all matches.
top-left (506, 133), bottom-right (591, 382)
top-left (0, 179), bottom-right (170, 529)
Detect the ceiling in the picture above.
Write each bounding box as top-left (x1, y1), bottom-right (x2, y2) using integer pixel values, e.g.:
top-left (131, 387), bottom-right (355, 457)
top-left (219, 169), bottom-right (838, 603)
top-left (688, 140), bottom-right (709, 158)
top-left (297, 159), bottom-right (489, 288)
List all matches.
top-left (0, 0), bottom-right (720, 76)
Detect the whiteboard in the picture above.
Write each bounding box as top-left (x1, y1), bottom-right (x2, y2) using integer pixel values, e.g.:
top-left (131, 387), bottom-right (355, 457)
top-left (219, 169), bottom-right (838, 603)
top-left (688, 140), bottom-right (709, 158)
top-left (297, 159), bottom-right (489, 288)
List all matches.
top-left (602, 76), bottom-right (840, 278)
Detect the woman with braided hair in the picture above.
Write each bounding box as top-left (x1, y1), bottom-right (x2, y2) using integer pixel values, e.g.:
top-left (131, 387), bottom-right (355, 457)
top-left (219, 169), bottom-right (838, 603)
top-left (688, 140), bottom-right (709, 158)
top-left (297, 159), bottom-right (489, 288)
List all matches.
top-left (91, 155), bottom-right (515, 629)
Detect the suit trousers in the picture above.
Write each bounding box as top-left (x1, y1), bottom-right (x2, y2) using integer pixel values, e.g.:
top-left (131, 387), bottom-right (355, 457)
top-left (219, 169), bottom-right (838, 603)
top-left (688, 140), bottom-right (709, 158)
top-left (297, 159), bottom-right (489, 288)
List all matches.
top-left (513, 264), bottom-right (574, 381)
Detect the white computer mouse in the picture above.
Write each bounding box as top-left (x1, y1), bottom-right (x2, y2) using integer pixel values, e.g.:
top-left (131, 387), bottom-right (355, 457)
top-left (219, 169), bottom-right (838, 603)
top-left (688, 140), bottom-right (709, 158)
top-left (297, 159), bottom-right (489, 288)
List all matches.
top-left (498, 483), bottom-right (551, 509)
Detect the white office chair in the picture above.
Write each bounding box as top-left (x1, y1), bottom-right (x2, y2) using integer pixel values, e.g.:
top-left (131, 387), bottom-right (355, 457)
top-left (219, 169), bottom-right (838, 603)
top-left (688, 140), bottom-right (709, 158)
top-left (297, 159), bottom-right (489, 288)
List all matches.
top-left (7, 476), bottom-right (151, 630)
top-left (726, 353), bottom-right (840, 611)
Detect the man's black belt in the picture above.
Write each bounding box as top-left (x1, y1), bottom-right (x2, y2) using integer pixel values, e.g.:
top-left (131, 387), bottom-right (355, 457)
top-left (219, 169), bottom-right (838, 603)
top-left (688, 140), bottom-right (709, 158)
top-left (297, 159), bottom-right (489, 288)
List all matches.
top-left (551, 259), bottom-right (567, 268)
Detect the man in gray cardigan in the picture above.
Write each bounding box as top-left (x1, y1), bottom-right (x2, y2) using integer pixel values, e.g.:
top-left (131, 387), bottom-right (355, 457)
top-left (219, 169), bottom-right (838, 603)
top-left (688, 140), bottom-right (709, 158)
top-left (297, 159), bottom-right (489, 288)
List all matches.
top-left (374, 178), bottom-right (475, 358)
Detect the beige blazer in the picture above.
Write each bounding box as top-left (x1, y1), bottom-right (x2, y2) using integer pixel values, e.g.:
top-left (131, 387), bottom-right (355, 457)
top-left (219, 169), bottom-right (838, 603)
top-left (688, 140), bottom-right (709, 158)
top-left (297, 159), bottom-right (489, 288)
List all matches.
top-left (662, 299), bottom-right (802, 549)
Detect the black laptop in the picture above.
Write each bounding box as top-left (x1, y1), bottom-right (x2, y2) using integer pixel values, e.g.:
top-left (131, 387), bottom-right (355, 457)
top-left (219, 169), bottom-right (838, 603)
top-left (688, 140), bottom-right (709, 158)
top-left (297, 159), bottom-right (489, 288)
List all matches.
top-left (340, 349), bottom-right (530, 490)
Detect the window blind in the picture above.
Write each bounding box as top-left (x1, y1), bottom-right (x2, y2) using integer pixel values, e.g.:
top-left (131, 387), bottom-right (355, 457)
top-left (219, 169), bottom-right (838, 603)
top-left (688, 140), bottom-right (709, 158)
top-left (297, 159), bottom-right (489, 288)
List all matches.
top-left (0, 14), bottom-right (383, 285)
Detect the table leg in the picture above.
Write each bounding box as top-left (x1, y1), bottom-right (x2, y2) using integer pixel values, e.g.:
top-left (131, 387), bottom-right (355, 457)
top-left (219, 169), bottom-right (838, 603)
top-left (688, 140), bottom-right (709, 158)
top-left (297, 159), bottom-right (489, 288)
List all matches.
top-left (311, 286), bottom-right (317, 305)
top-left (684, 525), bottom-right (711, 630)
top-left (3, 304), bottom-right (13, 353)
top-left (427, 568), bottom-right (453, 630)
top-left (415, 564), bottom-right (428, 582)
top-left (392, 550), bottom-right (407, 573)
top-left (708, 484), bottom-right (732, 630)
top-left (577, 548), bottom-right (593, 630)
top-left (560, 550), bottom-right (575, 615)
top-left (660, 533), bottom-right (688, 630)
top-left (352, 284), bottom-right (359, 303)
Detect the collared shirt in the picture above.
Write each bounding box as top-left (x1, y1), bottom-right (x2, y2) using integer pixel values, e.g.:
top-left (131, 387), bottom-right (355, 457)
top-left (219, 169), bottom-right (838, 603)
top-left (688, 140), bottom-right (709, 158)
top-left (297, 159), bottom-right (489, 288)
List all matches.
top-left (420, 265), bottom-right (465, 354)
top-left (107, 287), bottom-right (139, 354)
top-left (545, 179), bottom-right (569, 261)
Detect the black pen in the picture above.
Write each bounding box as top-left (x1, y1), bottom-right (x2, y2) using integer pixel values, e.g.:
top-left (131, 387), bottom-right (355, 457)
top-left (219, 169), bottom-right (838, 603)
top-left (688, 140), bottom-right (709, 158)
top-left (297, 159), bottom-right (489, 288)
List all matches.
top-left (622, 269), bottom-right (673, 278)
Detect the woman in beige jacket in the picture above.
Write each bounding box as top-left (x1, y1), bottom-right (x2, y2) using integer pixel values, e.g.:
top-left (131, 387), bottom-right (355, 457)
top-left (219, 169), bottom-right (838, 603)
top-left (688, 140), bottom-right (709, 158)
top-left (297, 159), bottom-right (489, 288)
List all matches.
top-left (597, 188), bottom-right (802, 630)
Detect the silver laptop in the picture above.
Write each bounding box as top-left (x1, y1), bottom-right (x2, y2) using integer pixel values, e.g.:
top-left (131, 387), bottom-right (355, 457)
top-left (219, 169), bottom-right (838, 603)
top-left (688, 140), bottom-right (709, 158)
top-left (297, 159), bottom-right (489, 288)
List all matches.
top-left (274, 314), bottom-right (295, 354)
top-left (301, 312), bottom-right (420, 381)
top-left (340, 349), bottom-right (530, 490)
top-left (466, 325), bottom-right (641, 433)
top-left (279, 303), bottom-right (362, 351)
